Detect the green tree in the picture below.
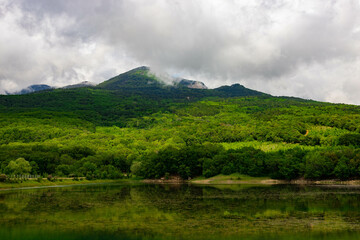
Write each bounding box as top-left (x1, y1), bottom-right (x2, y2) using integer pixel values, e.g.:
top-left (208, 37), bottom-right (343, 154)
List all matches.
top-left (6, 158), bottom-right (32, 175)
top-left (304, 151), bottom-right (337, 179)
top-left (333, 156), bottom-right (351, 180)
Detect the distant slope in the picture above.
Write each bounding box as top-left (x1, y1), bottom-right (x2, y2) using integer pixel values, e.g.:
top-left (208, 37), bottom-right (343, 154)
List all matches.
top-left (11, 84), bottom-right (53, 95)
top-left (214, 83), bottom-right (265, 97)
top-left (8, 81), bottom-right (96, 95)
top-left (62, 81), bottom-right (95, 89)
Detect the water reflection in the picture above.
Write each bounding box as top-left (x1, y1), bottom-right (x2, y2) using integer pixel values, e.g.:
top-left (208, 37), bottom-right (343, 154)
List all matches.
top-left (1, 183), bottom-right (360, 239)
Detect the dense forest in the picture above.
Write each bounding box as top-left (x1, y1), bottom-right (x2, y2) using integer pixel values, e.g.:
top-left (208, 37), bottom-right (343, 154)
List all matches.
top-left (1, 67), bottom-right (360, 181)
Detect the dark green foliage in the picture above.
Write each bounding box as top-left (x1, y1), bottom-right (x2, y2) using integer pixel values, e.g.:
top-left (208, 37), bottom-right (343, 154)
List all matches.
top-left (304, 151), bottom-right (337, 179)
top-left (137, 144), bottom-right (224, 179)
top-left (268, 148), bottom-right (307, 180)
top-left (62, 146), bottom-right (95, 160)
top-left (338, 133), bottom-right (360, 147)
top-left (333, 156), bottom-right (351, 180)
top-left (132, 145), bottom-right (360, 180)
top-left (202, 147), bottom-right (268, 178)
top-left (56, 164), bottom-right (71, 176)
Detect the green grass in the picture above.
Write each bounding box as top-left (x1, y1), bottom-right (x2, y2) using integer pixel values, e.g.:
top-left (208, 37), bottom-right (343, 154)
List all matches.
top-left (191, 173), bottom-right (270, 183)
top-left (0, 178), bottom-right (135, 190)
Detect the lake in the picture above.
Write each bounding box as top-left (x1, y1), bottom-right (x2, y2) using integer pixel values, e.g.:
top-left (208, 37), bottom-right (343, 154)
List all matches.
top-left (1, 182), bottom-right (360, 239)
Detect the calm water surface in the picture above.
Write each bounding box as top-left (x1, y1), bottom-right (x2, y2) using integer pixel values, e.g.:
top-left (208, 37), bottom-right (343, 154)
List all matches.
top-left (1, 183), bottom-right (360, 239)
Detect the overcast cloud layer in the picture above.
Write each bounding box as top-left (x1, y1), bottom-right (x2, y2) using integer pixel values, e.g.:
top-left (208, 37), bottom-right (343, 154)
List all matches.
top-left (0, 0), bottom-right (360, 104)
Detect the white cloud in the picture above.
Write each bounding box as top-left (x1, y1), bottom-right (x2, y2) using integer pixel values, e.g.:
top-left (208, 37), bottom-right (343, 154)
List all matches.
top-left (0, 0), bottom-right (359, 104)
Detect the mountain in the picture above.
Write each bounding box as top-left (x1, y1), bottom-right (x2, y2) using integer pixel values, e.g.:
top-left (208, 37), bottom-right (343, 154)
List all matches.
top-left (11, 84), bottom-right (53, 95)
top-left (62, 81), bottom-right (96, 89)
top-left (95, 66), bottom-right (264, 103)
top-left (98, 66), bottom-right (210, 91)
top-left (214, 83), bottom-right (265, 97)
top-left (177, 79), bottom-right (208, 89)
top-left (0, 66), bottom-right (264, 127)
top-left (97, 66), bottom-right (165, 90)
top-left (8, 81), bottom-right (95, 95)
top-left (6, 67), bottom-right (261, 98)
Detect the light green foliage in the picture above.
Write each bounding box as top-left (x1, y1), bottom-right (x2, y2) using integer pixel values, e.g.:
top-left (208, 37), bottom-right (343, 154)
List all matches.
top-left (6, 157), bottom-right (32, 175)
top-left (221, 141), bottom-right (314, 152)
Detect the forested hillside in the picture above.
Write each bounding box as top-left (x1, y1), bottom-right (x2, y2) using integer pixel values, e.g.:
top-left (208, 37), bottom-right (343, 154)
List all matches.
top-left (1, 67), bottom-right (360, 181)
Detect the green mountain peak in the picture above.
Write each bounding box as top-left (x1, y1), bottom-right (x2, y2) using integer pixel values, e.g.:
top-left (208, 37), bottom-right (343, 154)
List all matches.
top-left (97, 66), bottom-right (166, 90)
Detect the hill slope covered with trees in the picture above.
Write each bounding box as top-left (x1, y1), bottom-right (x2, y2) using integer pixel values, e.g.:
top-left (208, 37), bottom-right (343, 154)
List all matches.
top-left (1, 67), bottom-right (360, 181)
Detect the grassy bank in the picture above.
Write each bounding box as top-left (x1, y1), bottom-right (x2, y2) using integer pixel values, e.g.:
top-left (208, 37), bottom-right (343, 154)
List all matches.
top-left (4, 174), bottom-right (360, 190)
top-left (190, 173), bottom-right (360, 186)
top-left (190, 173), bottom-right (278, 185)
top-left (0, 178), bottom-right (140, 190)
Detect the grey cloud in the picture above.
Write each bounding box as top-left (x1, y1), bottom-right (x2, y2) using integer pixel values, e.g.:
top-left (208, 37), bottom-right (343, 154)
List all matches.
top-left (0, 0), bottom-right (360, 104)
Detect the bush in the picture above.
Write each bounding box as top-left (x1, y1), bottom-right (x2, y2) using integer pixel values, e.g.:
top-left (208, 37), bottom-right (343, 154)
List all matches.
top-left (130, 161), bottom-right (142, 177)
top-left (5, 158), bottom-right (32, 176)
top-left (86, 173), bottom-right (95, 180)
top-left (0, 174), bottom-right (7, 182)
top-left (47, 174), bottom-right (56, 182)
top-left (203, 169), bottom-right (215, 178)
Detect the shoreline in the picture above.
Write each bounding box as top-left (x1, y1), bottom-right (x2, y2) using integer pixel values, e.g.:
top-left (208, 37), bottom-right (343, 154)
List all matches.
top-left (144, 177), bottom-right (360, 186)
top-left (3, 177), bottom-right (360, 191)
top-left (0, 179), bottom-right (134, 191)
top-left (191, 178), bottom-right (360, 186)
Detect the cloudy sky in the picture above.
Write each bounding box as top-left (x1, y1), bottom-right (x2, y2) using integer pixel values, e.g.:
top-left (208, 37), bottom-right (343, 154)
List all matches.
top-left (0, 0), bottom-right (360, 104)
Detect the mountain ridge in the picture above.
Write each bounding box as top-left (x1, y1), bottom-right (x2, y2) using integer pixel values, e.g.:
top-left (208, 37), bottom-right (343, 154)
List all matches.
top-left (62, 81), bottom-right (96, 89)
top-left (7, 66), bottom-right (260, 96)
top-left (0, 66), bottom-right (265, 127)
top-left (10, 84), bottom-right (53, 95)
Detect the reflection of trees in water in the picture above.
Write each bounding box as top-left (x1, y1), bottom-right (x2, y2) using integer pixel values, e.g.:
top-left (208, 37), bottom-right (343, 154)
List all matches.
top-left (2, 184), bottom-right (360, 234)
top-left (0, 191), bottom-right (32, 213)
top-left (2, 185), bottom-right (132, 214)
top-left (129, 184), bottom-right (360, 218)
